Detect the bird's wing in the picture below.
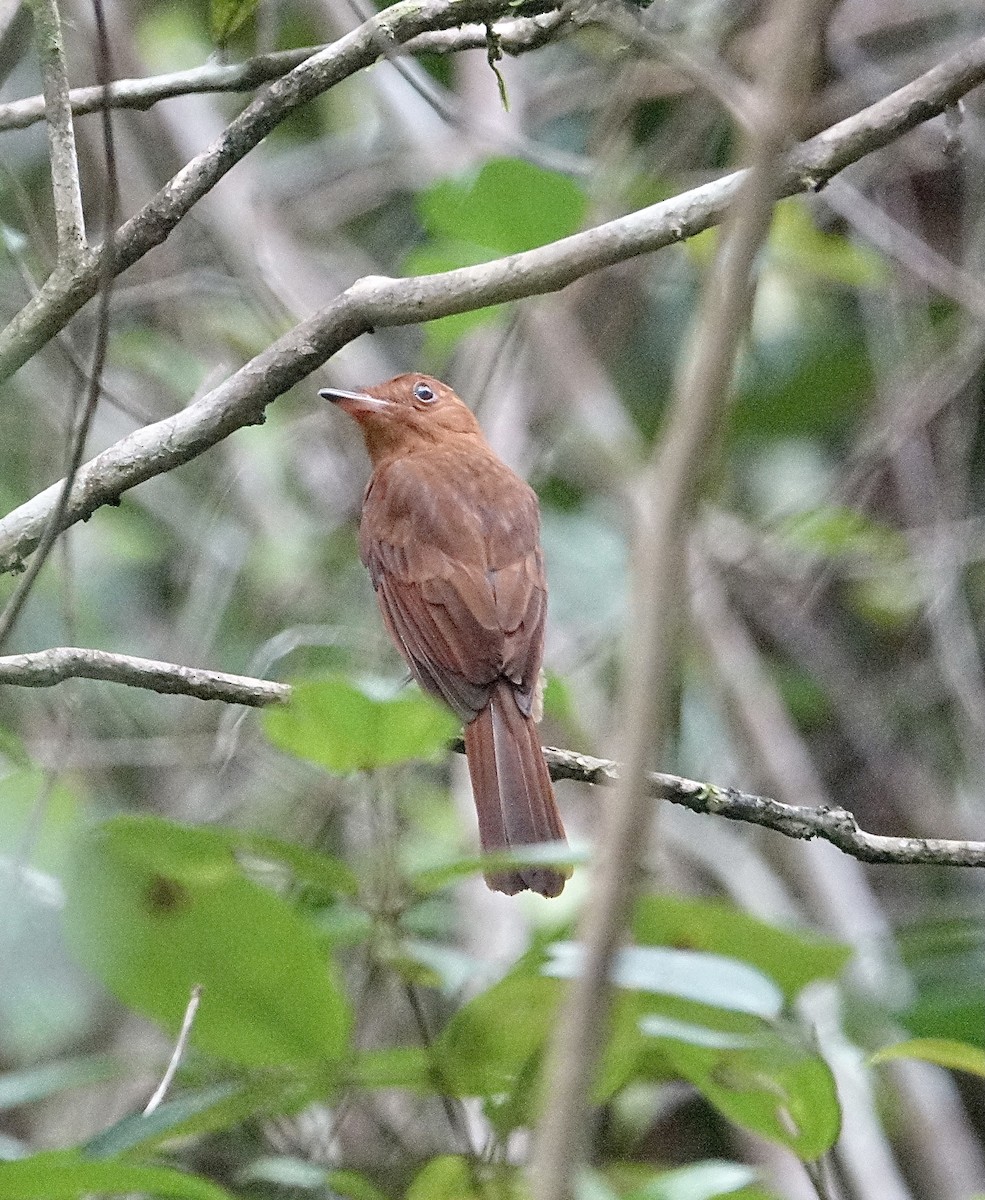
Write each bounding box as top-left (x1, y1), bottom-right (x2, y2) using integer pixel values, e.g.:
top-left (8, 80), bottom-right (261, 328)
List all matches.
top-left (360, 453), bottom-right (547, 723)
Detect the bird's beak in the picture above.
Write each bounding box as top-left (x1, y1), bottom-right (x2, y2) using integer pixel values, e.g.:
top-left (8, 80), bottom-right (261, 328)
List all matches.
top-left (319, 387), bottom-right (391, 416)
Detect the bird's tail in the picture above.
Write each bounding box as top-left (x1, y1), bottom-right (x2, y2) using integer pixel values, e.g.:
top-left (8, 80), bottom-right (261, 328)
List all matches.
top-left (463, 679), bottom-right (569, 897)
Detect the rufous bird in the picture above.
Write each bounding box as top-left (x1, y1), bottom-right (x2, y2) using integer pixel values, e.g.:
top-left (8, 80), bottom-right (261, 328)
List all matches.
top-left (320, 373), bottom-right (569, 897)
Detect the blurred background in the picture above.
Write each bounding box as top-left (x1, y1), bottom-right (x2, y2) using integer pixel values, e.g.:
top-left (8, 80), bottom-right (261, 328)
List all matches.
top-left (1, 0), bottom-right (985, 1197)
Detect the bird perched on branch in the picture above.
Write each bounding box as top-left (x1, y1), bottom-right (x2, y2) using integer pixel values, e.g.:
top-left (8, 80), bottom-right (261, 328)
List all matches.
top-left (321, 373), bottom-right (569, 897)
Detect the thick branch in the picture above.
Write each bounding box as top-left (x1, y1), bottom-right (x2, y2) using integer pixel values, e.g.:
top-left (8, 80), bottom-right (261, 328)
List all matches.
top-left (1, 36), bottom-right (984, 572)
top-left (0, 647), bottom-right (290, 705)
top-left (0, 14), bottom-right (565, 133)
top-left (3, 24), bottom-right (984, 383)
top-left (0, 0), bottom-right (565, 381)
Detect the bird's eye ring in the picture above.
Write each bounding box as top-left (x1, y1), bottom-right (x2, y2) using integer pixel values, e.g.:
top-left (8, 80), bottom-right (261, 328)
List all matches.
top-left (413, 382), bottom-right (436, 404)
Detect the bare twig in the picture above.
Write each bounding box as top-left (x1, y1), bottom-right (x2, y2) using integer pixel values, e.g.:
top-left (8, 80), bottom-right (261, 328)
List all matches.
top-left (3, 21), bottom-right (985, 385)
top-left (0, 0), bottom-right (119, 649)
top-left (0, 0), bottom-right (566, 381)
top-left (2, 641), bottom-right (982, 858)
top-left (2, 37), bottom-right (985, 575)
top-left (0, 14), bottom-right (566, 133)
top-left (550, 746), bottom-right (985, 867)
top-left (443, 738), bottom-right (985, 868)
top-left (0, 647), bottom-right (290, 706)
top-left (27, 0), bottom-right (86, 264)
top-left (143, 985), bottom-right (202, 1115)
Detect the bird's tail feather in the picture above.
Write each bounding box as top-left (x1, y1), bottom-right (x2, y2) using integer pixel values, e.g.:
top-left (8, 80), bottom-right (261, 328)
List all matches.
top-left (464, 680), bottom-right (568, 897)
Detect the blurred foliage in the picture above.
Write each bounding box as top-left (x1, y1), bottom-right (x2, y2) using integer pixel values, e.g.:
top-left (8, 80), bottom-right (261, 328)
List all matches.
top-left (264, 675), bottom-right (460, 773)
top-left (2, 0), bottom-right (985, 1196)
top-left (405, 157), bottom-right (588, 362)
top-left (870, 1037), bottom-right (985, 1078)
top-left (210, 0), bottom-right (260, 48)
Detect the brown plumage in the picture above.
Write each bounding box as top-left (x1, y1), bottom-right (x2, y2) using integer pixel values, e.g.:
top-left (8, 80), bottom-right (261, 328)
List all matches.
top-left (320, 373), bottom-right (568, 897)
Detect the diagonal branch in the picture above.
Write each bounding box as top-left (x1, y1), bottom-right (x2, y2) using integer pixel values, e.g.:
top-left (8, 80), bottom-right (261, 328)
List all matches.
top-left (2, 24), bottom-right (984, 384)
top-left (0, 0), bottom-right (565, 381)
top-left (0, 35), bottom-right (984, 575)
top-left (531, 0), bottom-right (830, 1192)
top-left (0, 13), bottom-right (566, 133)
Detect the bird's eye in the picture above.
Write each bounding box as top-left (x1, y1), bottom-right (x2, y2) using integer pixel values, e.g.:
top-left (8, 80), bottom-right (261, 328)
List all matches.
top-left (413, 382), bottom-right (436, 404)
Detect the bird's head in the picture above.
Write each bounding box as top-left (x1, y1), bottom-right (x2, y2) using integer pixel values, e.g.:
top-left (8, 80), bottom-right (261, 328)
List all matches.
top-left (320, 374), bottom-right (484, 463)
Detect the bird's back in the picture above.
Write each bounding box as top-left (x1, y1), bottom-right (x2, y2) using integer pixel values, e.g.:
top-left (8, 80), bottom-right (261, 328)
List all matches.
top-left (359, 443), bottom-right (547, 721)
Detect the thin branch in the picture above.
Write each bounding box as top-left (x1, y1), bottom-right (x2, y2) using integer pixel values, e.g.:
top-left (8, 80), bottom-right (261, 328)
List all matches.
top-left (824, 176), bottom-right (985, 320)
top-left (1, 644), bottom-right (980, 859)
top-left (0, 647), bottom-right (290, 706)
top-left (0, 13), bottom-right (566, 133)
top-left (446, 739), bottom-right (985, 869)
top-left (530, 0), bottom-right (828, 1194)
top-left (1, 37), bottom-right (984, 574)
top-left (4, 18), bottom-right (985, 384)
top-left (27, 0), bottom-right (86, 264)
top-left (143, 985), bottom-right (202, 1115)
top-left (0, 0), bottom-right (567, 381)
top-left (0, 0), bottom-right (118, 649)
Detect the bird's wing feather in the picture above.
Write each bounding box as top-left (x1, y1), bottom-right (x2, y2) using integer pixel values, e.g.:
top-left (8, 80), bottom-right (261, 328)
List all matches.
top-left (360, 451), bottom-right (546, 722)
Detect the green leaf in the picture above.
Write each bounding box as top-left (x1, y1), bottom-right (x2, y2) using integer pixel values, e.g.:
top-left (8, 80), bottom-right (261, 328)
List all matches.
top-left (771, 200), bottom-right (889, 290)
top-left (776, 506), bottom-right (906, 564)
top-left (0, 1056), bottom-right (121, 1111)
top-left (351, 1047), bottom-right (433, 1091)
top-left (633, 897), bottom-right (851, 1003)
top-left (0, 1149), bottom-right (234, 1200)
top-left (542, 672), bottom-right (576, 724)
top-left (83, 1084), bottom-right (238, 1158)
top-left (0, 724), bottom-right (31, 770)
top-left (543, 931), bottom-right (840, 1156)
top-left (408, 157), bottom-right (587, 359)
top-left (546, 943), bottom-right (784, 1018)
top-left (898, 915), bottom-right (985, 1045)
top-left (210, 0), bottom-right (258, 45)
top-left (85, 1075), bottom-right (316, 1157)
top-left (731, 333), bottom-right (872, 440)
top-left (401, 244), bottom-right (502, 361)
top-left (417, 157), bottom-right (587, 256)
top-left (848, 565), bottom-right (923, 628)
top-left (641, 1017), bottom-right (840, 1161)
top-left (0, 768), bottom-right (83, 874)
top-left (328, 1170), bottom-right (391, 1200)
top-left (406, 1156), bottom-right (478, 1200)
top-left (209, 828), bottom-right (358, 897)
top-left (437, 972), bottom-right (560, 1096)
top-left (64, 816), bottom-right (351, 1068)
top-left (263, 675), bottom-right (459, 773)
top-left (626, 1160), bottom-right (760, 1200)
top-left (870, 1037), bottom-right (985, 1077)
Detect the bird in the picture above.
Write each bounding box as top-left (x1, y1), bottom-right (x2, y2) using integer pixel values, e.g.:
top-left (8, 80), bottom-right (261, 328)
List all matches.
top-left (320, 373), bottom-right (569, 897)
